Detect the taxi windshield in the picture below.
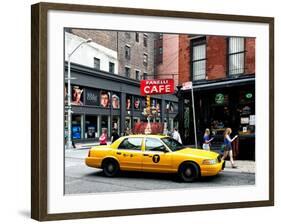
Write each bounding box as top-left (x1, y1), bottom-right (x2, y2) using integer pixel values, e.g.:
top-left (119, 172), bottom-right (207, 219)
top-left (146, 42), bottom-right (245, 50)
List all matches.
top-left (162, 137), bottom-right (185, 152)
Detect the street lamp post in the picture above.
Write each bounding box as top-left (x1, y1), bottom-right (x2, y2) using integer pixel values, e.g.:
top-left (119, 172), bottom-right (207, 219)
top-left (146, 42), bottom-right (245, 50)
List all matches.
top-left (65, 38), bottom-right (92, 150)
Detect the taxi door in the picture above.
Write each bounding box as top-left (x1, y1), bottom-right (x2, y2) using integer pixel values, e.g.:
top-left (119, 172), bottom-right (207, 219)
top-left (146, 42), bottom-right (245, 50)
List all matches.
top-left (114, 137), bottom-right (143, 171)
top-left (142, 137), bottom-right (173, 173)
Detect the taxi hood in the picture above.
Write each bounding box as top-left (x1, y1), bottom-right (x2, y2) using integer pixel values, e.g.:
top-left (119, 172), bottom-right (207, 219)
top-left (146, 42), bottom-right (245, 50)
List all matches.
top-left (176, 147), bottom-right (219, 159)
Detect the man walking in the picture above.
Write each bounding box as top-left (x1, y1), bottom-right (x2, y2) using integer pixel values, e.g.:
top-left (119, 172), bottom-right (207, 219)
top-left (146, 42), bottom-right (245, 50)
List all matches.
top-left (172, 128), bottom-right (182, 144)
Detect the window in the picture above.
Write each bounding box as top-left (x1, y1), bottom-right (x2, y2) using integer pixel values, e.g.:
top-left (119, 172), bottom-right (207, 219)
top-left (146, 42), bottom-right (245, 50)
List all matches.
top-left (143, 34), bottom-right (148, 47)
top-left (145, 138), bottom-right (167, 152)
top-left (125, 45), bottom-right (131, 59)
top-left (191, 38), bottom-right (206, 81)
top-left (125, 67), bottom-right (131, 78)
top-left (143, 54), bottom-right (148, 66)
top-left (135, 70), bottom-right (140, 80)
top-left (94, 57), bottom-right (100, 70)
top-left (109, 62), bottom-right (115, 73)
top-left (135, 32), bottom-right (139, 42)
top-left (143, 72), bottom-right (148, 80)
top-left (118, 138), bottom-right (142, 150)
top-left (162, 137), bottom-right (184, 152)
top-left (228, 37), bottom-right (245, 75)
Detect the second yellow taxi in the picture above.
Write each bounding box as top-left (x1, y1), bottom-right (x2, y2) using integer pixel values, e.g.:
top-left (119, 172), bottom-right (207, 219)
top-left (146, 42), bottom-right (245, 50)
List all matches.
top-left (85, 135), bottom-right (225, 182)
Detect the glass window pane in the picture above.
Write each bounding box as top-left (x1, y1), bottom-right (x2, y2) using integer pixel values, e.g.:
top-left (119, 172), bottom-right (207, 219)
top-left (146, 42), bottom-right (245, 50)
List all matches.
top-left (193, 45), bottom-right (206, 60)
top-left (118, 138), bottom-right (142, 150)
top-left (229, 37), bottom-right (244, 54)
top-left (229, 53), bottom-right (244, 75)
top-left (193, 60), bottom-right (206, 80)
top-left (145, 138), bottom-right (166, 151)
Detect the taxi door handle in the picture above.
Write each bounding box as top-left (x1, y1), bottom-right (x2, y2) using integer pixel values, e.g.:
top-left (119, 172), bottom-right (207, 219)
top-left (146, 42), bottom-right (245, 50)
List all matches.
top-left (116, 152), bottom-right (121, 155)
top-left (143, 154), bottom-right (152, 157)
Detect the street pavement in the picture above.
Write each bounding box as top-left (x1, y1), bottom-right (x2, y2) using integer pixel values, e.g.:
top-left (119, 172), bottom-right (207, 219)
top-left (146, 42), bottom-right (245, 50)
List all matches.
top-left (64, 148), bottom-right (255, 195)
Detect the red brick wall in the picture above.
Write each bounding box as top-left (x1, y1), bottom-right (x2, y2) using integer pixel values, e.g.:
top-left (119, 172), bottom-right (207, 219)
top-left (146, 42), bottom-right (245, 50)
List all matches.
top-left (178, 35), bottom-right (190, 85)
top-left (245, 38), bottom-right (255, 75)
top-left (206, 36), bottom-right (227, 80)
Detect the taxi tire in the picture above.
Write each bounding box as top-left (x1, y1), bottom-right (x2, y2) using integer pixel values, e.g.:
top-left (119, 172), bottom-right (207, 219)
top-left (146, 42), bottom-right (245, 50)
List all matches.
top-left (102, 159), bottom-right (120, 177)
top-left (178, 161), bottom-right (200, 182)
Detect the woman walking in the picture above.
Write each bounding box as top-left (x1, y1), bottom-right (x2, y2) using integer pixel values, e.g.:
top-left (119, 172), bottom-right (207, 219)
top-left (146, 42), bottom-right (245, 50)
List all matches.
top-left (202, 128), bottom-right (214, 150)
top-left (222, 128), bottom-right (238, 168)
top-left (99, 128), bottom-right (108, 145)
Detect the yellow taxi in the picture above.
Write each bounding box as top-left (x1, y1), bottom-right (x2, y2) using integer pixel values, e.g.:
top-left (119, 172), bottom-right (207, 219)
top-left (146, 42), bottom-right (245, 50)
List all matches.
top-left (85, 135), bottom-right (225, 182)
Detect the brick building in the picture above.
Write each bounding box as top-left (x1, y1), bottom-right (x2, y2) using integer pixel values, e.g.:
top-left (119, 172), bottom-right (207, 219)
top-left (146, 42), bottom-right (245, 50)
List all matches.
top-left (175, 35), bottom-right (255, 160)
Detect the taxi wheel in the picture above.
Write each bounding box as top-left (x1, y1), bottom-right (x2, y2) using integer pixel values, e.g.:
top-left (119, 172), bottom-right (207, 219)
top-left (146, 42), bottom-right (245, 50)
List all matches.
top-left (178, 162), bottom-right (200, 182)
top-left (102, 159), bottom-right (120, 177)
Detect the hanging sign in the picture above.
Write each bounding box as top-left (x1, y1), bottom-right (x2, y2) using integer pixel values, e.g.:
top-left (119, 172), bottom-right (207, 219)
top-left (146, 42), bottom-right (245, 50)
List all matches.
top-left (140, 79), bottom-right (174, 96)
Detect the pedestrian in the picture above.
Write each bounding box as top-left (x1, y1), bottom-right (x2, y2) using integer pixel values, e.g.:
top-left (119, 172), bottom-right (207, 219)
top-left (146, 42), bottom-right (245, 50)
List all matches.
top-left (99, 128), bottom-right (107, 145)
top-left (202, 128), bottom-right (214, 150)
top-left (111, 128), bottom-right (120, 143)
top-left (221, 128), bottom-right (238, 168)
top-left (172, 128), bottom-right (182, 144)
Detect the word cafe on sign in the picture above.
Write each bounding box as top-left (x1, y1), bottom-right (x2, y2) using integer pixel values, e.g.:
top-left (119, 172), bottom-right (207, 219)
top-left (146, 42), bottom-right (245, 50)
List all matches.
top-left (140, 79), bottom-right (174, 96)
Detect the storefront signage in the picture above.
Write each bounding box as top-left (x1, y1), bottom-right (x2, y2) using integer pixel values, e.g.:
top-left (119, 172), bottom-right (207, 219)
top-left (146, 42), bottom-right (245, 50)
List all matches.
top-left (181, 81), bottom-right (193, 90)
top-left (85, 88), bottom-right (99, 106)
top-left (215, 93), bottom-right (224, 104)
top-left (245, 93), bottom-right (253, 99)
top-left (140, 79), bottom-right (174, 96)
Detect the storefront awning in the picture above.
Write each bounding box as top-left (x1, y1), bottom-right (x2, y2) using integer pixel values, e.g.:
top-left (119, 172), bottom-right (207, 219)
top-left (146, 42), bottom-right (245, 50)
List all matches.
top-left (180, 76), bottom-right (255, 92)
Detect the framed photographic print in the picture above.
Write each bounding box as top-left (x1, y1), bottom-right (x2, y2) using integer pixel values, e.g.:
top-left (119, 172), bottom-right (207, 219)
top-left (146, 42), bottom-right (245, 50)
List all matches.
top-left (31, 2), bottom-right (274, 221)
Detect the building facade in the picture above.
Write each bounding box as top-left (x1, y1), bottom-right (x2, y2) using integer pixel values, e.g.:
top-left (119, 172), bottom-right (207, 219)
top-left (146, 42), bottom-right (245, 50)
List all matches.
top-left (65, 30), bottom-right (178, 143)
top-left (176, 35), bottom-right (255, 160)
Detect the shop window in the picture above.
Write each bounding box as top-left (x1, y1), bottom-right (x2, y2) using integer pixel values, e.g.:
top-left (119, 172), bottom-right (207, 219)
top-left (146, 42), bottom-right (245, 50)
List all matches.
top-left (71, 114), bottom-right (82, 139)
top-left (101, 115), bottom-right (109, 137)
top-left (228, 37), bottom-right (245, 76)
top-left (112, 116), bottom-right (120, 135)
top-left (191, 38), bottom-right (206, 81)
top-left (85, 115), bottom-right (97, 139)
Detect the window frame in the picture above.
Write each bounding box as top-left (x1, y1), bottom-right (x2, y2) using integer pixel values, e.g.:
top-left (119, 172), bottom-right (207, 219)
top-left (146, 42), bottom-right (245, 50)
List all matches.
top-left (109, 62), bottom-right (115, 74)
top-left (227, 37), bottom-right (246, 76)
top-left (93, 57), bottom-right (101, 70)
top-left (190, 37), bottom-right (207, 81)
top-left (125, 45), bottom-right (131, 60)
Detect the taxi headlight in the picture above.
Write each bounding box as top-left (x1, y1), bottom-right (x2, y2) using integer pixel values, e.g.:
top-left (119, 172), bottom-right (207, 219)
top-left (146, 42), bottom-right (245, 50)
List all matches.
top-left (202, 159), bottom-right (217, 165)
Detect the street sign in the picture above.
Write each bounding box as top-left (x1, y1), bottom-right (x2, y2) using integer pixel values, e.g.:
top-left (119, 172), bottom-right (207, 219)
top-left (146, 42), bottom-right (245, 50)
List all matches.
top-left (140, 79), bottom-right (174, 96)
top-left (181, 81), bottom-right (193, 90)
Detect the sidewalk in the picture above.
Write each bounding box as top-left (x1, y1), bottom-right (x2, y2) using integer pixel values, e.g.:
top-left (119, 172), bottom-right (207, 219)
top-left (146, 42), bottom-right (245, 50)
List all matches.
top-left (223, 160), bottom-right (255, 174)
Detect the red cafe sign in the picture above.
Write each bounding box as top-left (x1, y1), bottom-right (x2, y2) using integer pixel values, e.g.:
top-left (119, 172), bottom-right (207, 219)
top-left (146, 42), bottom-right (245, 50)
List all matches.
top-left (140, 79), bottom-right (174, 96)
